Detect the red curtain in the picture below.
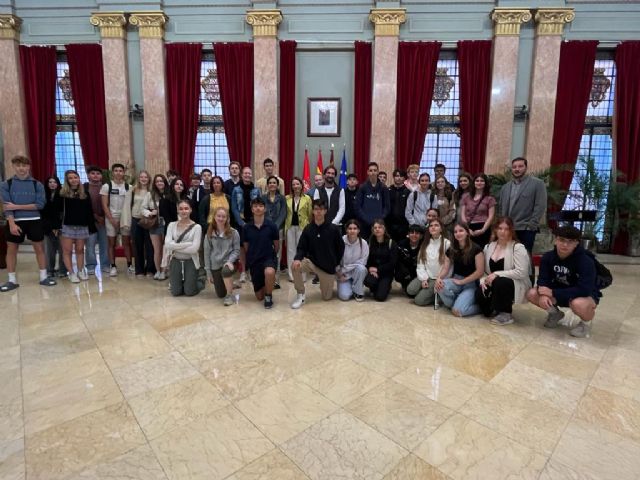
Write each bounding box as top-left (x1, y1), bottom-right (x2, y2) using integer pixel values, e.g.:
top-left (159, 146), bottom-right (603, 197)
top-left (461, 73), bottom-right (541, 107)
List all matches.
top-left (214, 42), bottom-right (254, 169)
top-left (279, 40), bottom-right (296, 193)
top-left (353, 41), bottom-right (372, 179)
top-left (549, 40), bottom-right (598, 209)
top-left (66, 44), bottom-right (109, 170)
top-left (395, 41), bottom-right (441, 171)
top-left (612, 41), bottom-right (640, 254)
top-left (458, 40), bottom-right (492, 175)
top-left (166, 43), bottom-right (202, 180)
top-left (19, 46), bottom-right (57, 181)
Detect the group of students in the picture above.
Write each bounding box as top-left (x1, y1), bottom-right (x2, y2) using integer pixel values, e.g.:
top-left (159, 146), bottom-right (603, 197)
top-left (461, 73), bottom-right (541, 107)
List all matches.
top-left (1, 155), bottom-right (602, 338)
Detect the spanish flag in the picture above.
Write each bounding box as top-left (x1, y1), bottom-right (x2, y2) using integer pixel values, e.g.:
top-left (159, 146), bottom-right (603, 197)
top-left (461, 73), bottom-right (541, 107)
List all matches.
top-left (302, 148), bottom-right (311, 192)
top-left (316, 148), bottom-right (324, 175)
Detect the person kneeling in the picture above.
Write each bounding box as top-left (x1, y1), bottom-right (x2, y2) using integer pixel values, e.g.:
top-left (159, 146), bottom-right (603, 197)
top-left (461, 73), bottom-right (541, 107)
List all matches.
top-left (407, 219), bottom-right (450, 306)
top-left (291, 200), bottom-right (345, 309)
top-left (526, 225), bottom-right (600, 338)
top-left (204, 207), bottom-right (240, 306)
top-left (162, 200), bottom-right (203, 297)
top-left (337, 219), bottom-right (369, 301)
top-left (475, 217), bottom-right (531, 326)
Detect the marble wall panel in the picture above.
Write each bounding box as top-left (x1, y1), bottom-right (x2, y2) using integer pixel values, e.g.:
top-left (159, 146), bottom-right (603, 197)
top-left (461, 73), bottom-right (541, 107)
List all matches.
top-left (139, 38), bottom-right (169, 176)
top-left (485, 35), bottom-right (519, 175)
top-left (524, 35), bottom-right (561, 173)
top-left (253, 36), bottom-right (278, 179)
top-left (101, 37), bottom-right (134, 173)
top-left (0, 39), bottom-right (28, 178)
top-left (370, 35), bottom-right (398, 174)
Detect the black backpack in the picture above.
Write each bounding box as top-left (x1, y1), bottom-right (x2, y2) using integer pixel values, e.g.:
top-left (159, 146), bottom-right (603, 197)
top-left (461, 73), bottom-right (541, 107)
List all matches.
top-left (585, 250), bottom-right (613, 290)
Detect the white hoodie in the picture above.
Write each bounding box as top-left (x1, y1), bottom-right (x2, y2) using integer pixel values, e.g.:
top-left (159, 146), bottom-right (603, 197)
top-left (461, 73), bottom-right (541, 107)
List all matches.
top-left (339, 235), bottom-right (369, 277)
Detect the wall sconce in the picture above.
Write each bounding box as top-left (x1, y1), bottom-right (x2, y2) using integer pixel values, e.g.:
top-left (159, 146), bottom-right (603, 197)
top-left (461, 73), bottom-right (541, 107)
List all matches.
top-left (129, 104), bottom-right (144, 120)
top-left (514, 105), bottom-right (529, 120)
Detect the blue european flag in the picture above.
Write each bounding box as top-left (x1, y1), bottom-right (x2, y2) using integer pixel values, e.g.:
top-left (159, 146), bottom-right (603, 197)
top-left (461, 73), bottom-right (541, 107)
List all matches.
top-left (339, 149), bottom-right (348, 189)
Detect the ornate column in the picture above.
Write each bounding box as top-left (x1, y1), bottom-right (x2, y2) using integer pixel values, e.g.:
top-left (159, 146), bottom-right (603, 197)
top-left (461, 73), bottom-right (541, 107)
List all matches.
top-left (484, 9), bottom-right (531, 174)
top-left (246, 9), bottom-right (282, 179)
top-left (524, 8), bottom-right (575, 173)
top-left (0, 14), bottom-right (28, 177)
top-left (129, 11), bottom-right (169, 176)
top-left (369, 8), bottom-right (406, 174)
top-left (90, 12), bottom-right (134, 173)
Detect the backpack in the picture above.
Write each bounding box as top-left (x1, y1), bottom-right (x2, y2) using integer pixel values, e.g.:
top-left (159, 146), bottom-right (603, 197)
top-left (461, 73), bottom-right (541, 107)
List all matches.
top-left (585, 250), bottom-right (612, 290)
top-left (7, 178), bottom-right (38, 190)
top-left (411, 190), bottom-right (435, 216)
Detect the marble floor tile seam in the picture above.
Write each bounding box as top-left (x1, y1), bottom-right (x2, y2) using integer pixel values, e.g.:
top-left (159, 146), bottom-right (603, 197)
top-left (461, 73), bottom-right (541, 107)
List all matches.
top-left (14, 330), bottom-right (28, 480)
top-left (218, 446), bottom-right (312, 480)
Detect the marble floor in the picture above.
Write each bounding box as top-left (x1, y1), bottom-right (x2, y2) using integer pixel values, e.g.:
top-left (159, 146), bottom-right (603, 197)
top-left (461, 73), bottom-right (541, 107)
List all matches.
top-left (1, 253), bottom-right (640, 480)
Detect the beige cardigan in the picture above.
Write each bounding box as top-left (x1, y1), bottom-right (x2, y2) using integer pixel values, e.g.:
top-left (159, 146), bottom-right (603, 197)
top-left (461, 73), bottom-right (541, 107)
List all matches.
top-left (481, 240), bottom-right (532, 304)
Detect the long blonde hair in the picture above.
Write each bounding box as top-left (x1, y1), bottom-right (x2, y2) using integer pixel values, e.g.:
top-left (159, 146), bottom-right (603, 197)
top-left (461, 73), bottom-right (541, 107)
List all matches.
top-left (60, 170), bottom-right (87, 199)
top-left (135, 170), bottom-right (151, 193)
top-left (207, 207), bottom-right (232, 238)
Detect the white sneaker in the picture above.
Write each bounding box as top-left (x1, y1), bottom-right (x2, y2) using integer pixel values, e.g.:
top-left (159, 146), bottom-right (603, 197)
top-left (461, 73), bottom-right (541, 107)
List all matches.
top-left (291, 293), bottom-right (305, 309)
top-left (127, 265), bottom-right (135, 274)
top-left (68, 272), bottom-right (80, 283)
top-left (109, 266), bottom-right (118, 277)
top-left (153, 272), bottom-right (160, 280)
top-left (78, 270), bottom-right (89, 281)
top-left (157, 271), bottom-right (166, 281)
top-left (240, 272), bottom-right (247, 283)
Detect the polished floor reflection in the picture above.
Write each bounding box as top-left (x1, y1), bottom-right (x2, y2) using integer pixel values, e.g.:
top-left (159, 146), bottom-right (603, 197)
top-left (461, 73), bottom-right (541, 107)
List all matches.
top-left (2, 254), bottom-right (640, 480)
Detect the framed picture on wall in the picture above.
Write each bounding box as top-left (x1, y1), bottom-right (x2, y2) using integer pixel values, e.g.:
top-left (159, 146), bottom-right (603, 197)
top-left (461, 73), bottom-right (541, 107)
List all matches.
top-left (307, 97), bottom-right (341, 137)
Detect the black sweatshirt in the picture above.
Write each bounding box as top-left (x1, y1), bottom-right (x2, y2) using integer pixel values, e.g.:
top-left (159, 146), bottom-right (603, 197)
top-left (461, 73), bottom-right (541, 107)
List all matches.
top-left (61, 194), bottom-right (96, 233)
top-left (295, 221), bottom-right (345, 274)
top-left (367, 238), bottom-right (397, 277)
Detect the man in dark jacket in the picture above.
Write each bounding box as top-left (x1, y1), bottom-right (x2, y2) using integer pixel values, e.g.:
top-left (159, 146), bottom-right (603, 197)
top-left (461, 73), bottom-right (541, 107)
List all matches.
top-left (343, 173), bottom-right (359, 227)
top-left (290, 199), bottom-right (345, 308)
top-left (386, 169), bottom-right (410, 242)
top-left (526, 226), bottom-right (600, 338)
top-left (354, 162), bottom-right (390, 237)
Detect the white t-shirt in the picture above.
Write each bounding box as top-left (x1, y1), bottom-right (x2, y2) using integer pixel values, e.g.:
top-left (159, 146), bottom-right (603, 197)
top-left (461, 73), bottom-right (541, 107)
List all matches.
top-left (426, 237), bottom-right (451, 279)
top-left (100, 181), bottom-right (127, 216)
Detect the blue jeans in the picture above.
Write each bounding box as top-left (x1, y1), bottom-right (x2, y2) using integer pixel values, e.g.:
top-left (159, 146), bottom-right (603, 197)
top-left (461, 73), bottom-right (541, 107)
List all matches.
top-left (85, 224), bottom-right (109, 273)
top-left (440, 275), bottom-right (480, 317)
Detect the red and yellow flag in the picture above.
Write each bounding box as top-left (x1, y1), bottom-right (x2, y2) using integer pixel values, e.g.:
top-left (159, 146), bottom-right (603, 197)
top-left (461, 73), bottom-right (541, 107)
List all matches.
top-left (302, 148), bottom-right (311, 192)
top-left (316, 148), bottom-right (324, 175)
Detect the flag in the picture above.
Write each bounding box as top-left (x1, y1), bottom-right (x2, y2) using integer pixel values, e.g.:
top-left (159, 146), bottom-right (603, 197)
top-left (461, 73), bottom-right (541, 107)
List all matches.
top-left (329, 147), bottom-right (335, 166)
top-left (302, 148), bottom-right (311, 192)
top-left (339, 149), bottom-right (348, 189)
top-left (316, 148), bottom-right (324, 175)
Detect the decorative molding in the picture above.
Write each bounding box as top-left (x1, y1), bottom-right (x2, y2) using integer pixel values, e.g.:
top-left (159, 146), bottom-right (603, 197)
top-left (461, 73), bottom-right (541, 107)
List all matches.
top-left (534, 8), bottom-right (575, 36)
top-left (490, 8), bottom-right (532, 36)
top-left (90, 12), bottom-right (127, 39)
top-left (245, 9), bottom-right (282, 37)
top-left (0, 14), bottom-right (22, 40)
top-left (369, 8), bottom-right (406, 36)
top-left (129, 11), bottom-right (168, 39)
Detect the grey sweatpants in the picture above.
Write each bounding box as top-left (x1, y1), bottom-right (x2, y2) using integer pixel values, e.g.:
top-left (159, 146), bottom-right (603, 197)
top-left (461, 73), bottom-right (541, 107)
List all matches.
top-left (169, 257), bottom-right (201, 296)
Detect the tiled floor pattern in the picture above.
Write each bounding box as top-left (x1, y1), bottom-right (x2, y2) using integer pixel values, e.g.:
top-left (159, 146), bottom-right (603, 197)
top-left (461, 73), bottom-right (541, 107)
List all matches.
top-left (1, 254), bottom-right (640, 479)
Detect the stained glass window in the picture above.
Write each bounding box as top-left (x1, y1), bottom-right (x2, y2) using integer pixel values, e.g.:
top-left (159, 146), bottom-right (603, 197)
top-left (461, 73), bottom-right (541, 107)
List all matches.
top-left (55, 55), bottom-right (87, 182)
top-left (562, 58), bottom-right (615, 245)
top-left (420, 54), bottom-right (461, 183)
top-left (194, 53), bottom-right (230, 180)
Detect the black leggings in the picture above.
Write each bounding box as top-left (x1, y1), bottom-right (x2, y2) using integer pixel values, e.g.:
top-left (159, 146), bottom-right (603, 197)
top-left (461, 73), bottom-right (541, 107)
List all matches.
top-left (475, 276), bottom-right (515, 315)
top-left (364, 274), bottom-right (393, 302)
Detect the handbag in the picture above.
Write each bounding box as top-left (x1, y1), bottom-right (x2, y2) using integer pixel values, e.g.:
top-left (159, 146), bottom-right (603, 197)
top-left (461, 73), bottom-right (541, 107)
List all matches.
top-left (138, 197), bottom-right (159, 230)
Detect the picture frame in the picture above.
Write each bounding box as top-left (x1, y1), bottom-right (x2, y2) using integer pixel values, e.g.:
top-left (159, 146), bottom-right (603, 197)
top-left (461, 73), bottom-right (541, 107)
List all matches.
top-left (307, 97), bottom-right (341, 137)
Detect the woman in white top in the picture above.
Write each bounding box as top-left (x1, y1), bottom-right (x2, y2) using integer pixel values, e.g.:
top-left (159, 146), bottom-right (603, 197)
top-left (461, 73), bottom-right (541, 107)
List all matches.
top-left (407, 219), bottom-right (451, 306)
top-left (337, 219), bottom-right (370, 301)
top-left (476, 216), bottom-right (532, 326)
top-left (122, 170), bottom-right (153, 277)
top-left (162, 200), bottom-right (203, 297)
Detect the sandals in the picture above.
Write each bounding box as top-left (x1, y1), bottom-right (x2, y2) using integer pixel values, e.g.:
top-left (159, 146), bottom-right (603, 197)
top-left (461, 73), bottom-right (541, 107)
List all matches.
top-left (39, 277), bottom-right (57, 287)
top-left (0, 282), bottom-right (20, 292)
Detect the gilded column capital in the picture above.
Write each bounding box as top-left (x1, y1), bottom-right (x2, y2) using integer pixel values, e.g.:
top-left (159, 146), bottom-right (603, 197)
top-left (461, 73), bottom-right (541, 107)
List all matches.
top-left (369, 8), bottom-right (406, 37)
top-left (534, 8), bottom-right (575, 36)
top-left (245, 9), bottom-right (282, 37)
top-left (0, 14), bottom-right (22, 41)
top-left (90, 12), bottom-right (127, 39)
top-left (490, 8), bottom-right (532, 36)
top-left (129, 11), bottom-right (168, 39)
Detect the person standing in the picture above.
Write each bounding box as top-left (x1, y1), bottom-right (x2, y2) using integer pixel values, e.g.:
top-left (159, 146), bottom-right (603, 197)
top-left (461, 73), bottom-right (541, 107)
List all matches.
top-left (122, 170), bottom-right (154, 277)
top-left (256, 158), bottom-right (285, 195)
top-left (343, 173), bottom-right (359, 229)
top-left (232, 167), bottom-right (261, 283)
top-left (223, 161), bottom-right (242, 197)
top-left (405, 173), bottom-right (435, 228)
top-left (84, 166), bottom-right (109, 276)
top-left (285, 177), bottom-right (312, 282)
top-left (290, 199), bottom-right (345, 308)
top-left (141, 174), bottom-right (169, 280)
top-left (100, 163), bottom-right (133, 276)
top-left (386, 169), bottom-right (410, 243)
top-left (306, 173), bottom-right (324, 199)
top-left (499, 157), bottom-right (547, 255)
top-left (460, 174), bottom-right (496, 249)
top-left (1, 155), bottom-right (56, 291)
top-left (41, 175), bottom-right (66, 278)
top-left (313, 165), bottom-right (345, 226)
top-left (404, 164), bottom-right (420, 192)
top-left (355, 162), bottom-right (390, 236)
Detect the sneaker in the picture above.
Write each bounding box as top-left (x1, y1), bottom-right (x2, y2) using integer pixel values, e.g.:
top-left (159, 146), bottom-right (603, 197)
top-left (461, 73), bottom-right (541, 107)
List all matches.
top-left (223, 295), bottom-right (234, 306)
top-left (312, 276), bottom-right (320, 285)
top-left (68, 272), bottom-right (80, 283)
top-left (127, 265), bottom-right (135, 274)
top-left (570, 321), bottom-right (591, 338)
top-left (153, 272), bottom-right (160, 280)
top-left (157, 272), bottom-right (166, 281)
top-left (291, 293), bottom-right (305, 309)
top-left (544, 308), bottom-right (565, 328)
top-left (353, 293), bottom-right (365, 302)
top-left (240, 272), bottom-right (247, 283)
top-left (86, 268), bottom-right (95, 276)
top-left (109, 266), bottom-right (118, 277)
top-left (491, 312), bottom-right (515, 326)
top-left (78, 270), bottom-right (89, 281)
top-left (264, 294), bottom-right (274, 309)
top-left (274, 282), bottom-right (281, 290)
